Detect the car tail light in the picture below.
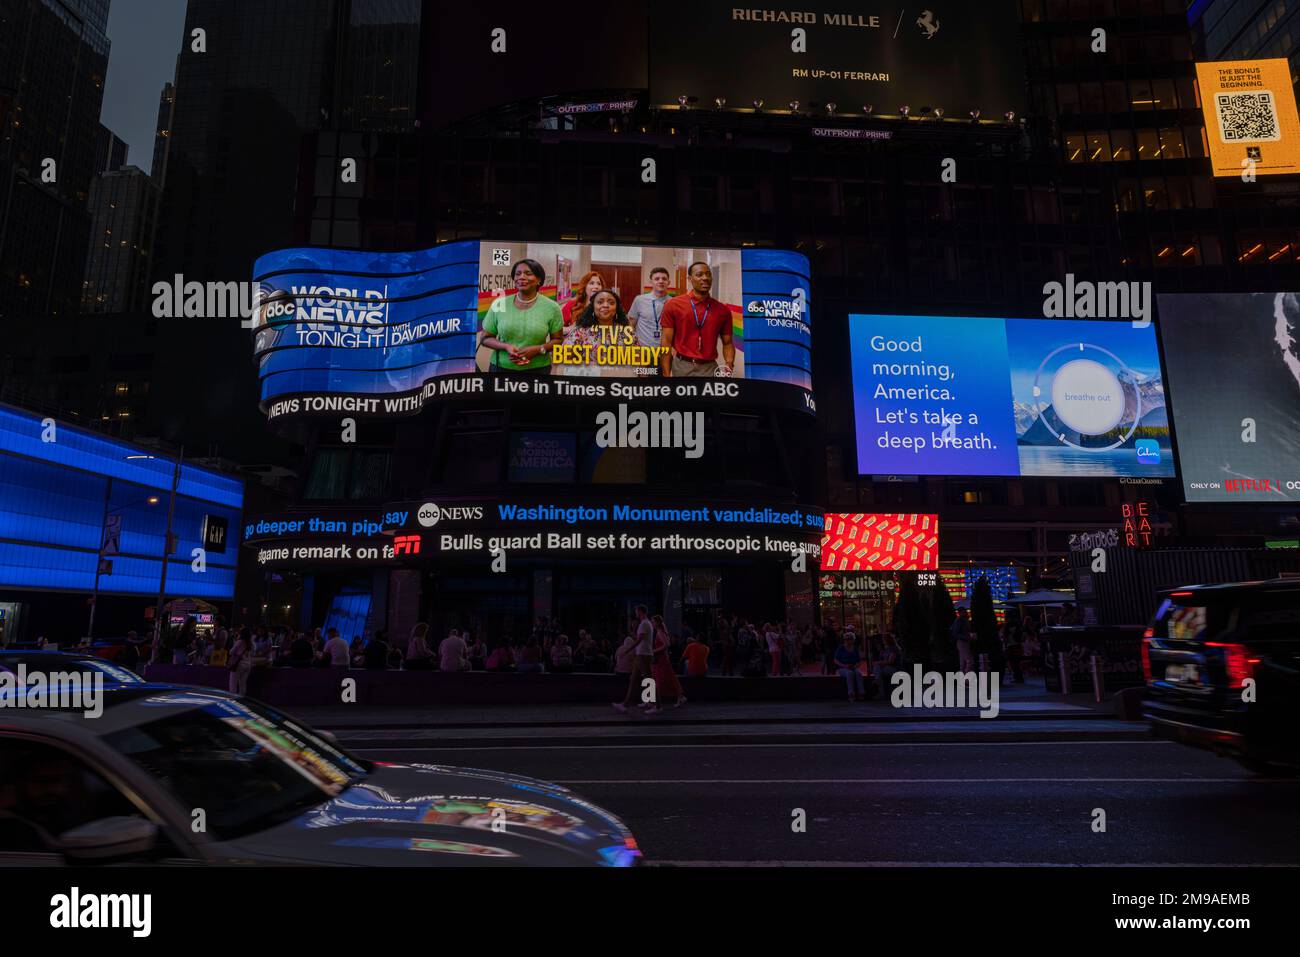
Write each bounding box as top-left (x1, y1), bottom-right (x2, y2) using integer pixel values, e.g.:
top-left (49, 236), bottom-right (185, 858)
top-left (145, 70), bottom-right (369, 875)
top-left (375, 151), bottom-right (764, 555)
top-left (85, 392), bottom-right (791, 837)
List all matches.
top-left (1205, 642), bottom-right (1260, 688)
top-left (1141, 628), bottom-right (1154, 682)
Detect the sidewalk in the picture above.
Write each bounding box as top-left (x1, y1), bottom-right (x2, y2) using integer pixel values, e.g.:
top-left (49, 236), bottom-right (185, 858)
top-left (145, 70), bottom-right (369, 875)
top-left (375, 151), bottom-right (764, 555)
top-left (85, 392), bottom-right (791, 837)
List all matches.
top-left (294, 676), bottom-right (1115, 729)
top-left (288, 677), bottom-right (1149, 747)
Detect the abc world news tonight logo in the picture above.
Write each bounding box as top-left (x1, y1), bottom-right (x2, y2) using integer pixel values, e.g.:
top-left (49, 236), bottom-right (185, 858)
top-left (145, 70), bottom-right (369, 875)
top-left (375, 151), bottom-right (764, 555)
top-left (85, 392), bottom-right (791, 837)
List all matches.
top-left (155, 278), bottom-right (479, 352)
top-left (747, 297), bottom-right (808, 329)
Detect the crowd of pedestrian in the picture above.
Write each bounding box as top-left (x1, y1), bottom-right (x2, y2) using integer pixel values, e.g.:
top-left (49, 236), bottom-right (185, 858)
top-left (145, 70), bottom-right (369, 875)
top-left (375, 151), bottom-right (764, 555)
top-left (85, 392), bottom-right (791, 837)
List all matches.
top-left (128, 603), bottom-right (1076, 700)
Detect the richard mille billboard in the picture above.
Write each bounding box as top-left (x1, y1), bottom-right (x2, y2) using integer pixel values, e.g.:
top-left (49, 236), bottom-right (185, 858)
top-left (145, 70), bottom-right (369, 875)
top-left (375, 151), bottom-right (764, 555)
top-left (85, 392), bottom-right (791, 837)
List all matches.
top-left (650, 2), bottom-right (1026, 118)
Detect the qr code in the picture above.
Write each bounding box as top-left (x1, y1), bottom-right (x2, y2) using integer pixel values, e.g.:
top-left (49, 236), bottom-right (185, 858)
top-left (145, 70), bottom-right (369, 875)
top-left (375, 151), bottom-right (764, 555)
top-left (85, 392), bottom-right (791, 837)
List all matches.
top-left (491, 247), bottom-right (511, 267)
top-left (1216, 91), bottom-right (1280, 142)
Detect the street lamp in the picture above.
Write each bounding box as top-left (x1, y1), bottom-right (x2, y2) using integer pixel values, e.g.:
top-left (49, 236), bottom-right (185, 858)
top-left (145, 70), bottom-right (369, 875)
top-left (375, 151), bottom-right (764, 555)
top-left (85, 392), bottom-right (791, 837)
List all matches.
top-left (85, 449), bottom-right (184, 651)
top-left (151, 447), bottom-right (184, 656)
top-left (87, 479), bottom-right (163, 640)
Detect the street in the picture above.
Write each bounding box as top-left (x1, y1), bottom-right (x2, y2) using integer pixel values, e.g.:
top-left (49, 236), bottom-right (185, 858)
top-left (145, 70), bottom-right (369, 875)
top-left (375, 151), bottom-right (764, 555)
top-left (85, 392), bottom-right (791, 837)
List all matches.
top-left (347, 738), bottom-right (1300, 865)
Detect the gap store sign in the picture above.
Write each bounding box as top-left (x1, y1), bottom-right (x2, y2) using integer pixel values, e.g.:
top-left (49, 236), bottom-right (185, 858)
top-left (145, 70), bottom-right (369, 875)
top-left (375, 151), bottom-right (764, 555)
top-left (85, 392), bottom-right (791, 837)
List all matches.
top-left (0, 404), bottom-right (243, 598)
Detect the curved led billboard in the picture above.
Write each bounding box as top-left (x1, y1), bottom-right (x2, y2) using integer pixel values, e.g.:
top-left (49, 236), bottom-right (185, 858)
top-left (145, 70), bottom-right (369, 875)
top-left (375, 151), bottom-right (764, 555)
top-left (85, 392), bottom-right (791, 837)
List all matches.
top-left (848, 314), bottom-right (1175, 477)
top-left (252, 240), bottom-right (813, 419)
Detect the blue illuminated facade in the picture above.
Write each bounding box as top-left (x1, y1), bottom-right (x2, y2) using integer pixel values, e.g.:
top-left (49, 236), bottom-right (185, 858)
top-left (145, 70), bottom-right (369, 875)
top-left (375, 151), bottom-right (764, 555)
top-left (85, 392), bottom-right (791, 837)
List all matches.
top-left (0, 403), bottom-right (244, 604)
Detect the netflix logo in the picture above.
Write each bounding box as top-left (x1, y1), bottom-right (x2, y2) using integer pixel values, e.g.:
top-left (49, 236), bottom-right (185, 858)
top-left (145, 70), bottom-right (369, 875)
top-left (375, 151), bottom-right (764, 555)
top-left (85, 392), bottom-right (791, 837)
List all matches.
top-left (1224, 478), bottom-right (1275, 493)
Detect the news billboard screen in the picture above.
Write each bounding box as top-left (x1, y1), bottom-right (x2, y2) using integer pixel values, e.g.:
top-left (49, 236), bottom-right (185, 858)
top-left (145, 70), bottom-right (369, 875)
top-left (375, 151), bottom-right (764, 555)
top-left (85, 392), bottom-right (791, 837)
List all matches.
top-left (251, 240), bottom-right (813, 419)
top-left (1196, 59), bottom-right (1300, 178)
top-left (650, 2), bottom-right (1026, 118)
top-left (1158, 292), bottom-right (1300, 502)
top-left (848, 314), bottom-right (1175, 478)
top-left (821, 513), bottom-right (939, 571)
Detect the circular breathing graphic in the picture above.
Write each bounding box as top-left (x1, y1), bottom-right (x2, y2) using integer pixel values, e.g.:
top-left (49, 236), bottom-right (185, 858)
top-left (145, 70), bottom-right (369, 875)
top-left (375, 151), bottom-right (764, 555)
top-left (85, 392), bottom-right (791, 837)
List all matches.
top-left (1051, 359), bottom-right (1125, 434)
top-left (1031, 343), bottom-right (1144, 452)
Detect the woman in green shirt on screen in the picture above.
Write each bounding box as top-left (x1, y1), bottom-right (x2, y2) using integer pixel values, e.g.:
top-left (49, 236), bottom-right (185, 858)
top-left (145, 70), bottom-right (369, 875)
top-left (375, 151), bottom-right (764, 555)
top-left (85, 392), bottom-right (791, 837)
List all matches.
top-left (481, 258), bottom-right (565, 372)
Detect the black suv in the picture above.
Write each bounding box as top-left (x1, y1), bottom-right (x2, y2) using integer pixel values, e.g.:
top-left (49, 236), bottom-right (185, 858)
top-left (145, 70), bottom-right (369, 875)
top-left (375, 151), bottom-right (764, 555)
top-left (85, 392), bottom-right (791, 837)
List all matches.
top-left (1143, 578), bottom-right (1300, 774)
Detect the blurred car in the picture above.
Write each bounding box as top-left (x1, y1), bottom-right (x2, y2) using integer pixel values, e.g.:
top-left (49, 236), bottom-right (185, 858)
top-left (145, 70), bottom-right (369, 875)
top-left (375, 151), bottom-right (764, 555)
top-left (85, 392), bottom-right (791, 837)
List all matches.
top-left (0, 685), bottom-right (641, 866)
top-left (0, 650), bottom-right (145, 687)
top-left (10, 638), bottom-right (145, 664)
top-left (1143, 578), bottom-right (1300, 774)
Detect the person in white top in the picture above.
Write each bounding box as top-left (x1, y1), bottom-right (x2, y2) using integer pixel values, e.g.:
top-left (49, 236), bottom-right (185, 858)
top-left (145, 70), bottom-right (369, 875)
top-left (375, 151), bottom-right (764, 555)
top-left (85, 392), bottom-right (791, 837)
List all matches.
top-left (765, 623), bottom-right (783, 676)
top-left (439, 629), bottom-right (469, 672)
top-left (614, 605), bottom-right (658, 714)
top-left (614, 635), bottom-right (636, 674)
top-left (322, 627), bottom-right (351, 667)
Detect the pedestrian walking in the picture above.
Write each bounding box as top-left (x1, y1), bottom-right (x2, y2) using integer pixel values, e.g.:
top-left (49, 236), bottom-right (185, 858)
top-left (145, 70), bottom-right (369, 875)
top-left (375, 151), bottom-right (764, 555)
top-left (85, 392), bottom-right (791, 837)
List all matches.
top-left (227, 627), bottom-right (252, 695)
top-left (614, 605), bottom-right (657, 714)
top-left (649, 615), bottom-right (686, 708)
top-left (764, 622), bottom-right (782, 676)
top-left (951, 607), bottom-right (974, 674)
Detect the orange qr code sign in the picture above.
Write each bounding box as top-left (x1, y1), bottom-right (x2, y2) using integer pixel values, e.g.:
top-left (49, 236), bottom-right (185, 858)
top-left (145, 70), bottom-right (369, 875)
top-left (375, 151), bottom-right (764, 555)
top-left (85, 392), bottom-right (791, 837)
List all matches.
top-left (1196, 59), bottom-right (1300, 177)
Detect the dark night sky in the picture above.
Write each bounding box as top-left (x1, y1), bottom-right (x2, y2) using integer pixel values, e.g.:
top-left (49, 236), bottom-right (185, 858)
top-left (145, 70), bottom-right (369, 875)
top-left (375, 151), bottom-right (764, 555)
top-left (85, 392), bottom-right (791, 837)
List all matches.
top-left (100, 0), bottom-right (189, 174)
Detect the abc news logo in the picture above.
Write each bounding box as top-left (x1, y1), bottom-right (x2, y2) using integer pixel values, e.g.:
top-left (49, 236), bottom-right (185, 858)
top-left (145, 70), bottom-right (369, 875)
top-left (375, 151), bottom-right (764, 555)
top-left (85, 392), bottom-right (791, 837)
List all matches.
top-left (746, 299), bottom-right (805, 320)
top-left (416, 503), bottom-right (485, 527)
top-left (255, 285), bottom-right (296, 325)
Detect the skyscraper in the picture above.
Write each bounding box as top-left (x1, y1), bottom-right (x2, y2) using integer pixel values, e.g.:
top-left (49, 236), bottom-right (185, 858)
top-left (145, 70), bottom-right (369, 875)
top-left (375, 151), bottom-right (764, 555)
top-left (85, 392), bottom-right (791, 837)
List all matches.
top-left (151, 82), bottom-right (175, 188)
top-left (151, 0), bottom-right (341, 286)
top-left (1190, 0), bottom-right (1300, 84)
top-left (335, 0), bottom-right (422, 132)
top-left (82, 165), bottom-right (159, 314)
top-left (94, 123), bottom-right (129, 174)
top-left (0, 0), bottom-right (112, 318)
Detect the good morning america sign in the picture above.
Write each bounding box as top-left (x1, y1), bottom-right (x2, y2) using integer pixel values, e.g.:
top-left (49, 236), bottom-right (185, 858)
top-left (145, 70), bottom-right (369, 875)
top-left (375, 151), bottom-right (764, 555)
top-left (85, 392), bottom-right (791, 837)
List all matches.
top-left (250, 240), bottom-right (814, 419)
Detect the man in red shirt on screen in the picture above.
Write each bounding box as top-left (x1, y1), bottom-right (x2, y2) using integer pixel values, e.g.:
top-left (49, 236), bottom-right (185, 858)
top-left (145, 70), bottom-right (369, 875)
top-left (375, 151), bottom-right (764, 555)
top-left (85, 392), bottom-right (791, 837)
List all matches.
top-left (659, 261), bottom-right (736, 378)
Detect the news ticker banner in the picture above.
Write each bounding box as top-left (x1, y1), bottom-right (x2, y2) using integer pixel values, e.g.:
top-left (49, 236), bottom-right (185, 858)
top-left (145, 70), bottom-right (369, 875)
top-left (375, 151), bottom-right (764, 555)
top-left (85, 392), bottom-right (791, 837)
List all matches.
top-left (650, 1), bottom-right (1026, 119)
top-left (1196, 58), bottom-right (1300, 178)
top-left (251, 240), bottom-right (813, 419)
top-left (1158, 292), bottom-right (1300, 503)
top-left (848, 314), bottom-right (1175, 479)
top-left (820, 513), bottom-right (939, 571)
top-left (262, 374), bottom-right (816, 421)
top-left (242, 500), bottom-right (825, 568)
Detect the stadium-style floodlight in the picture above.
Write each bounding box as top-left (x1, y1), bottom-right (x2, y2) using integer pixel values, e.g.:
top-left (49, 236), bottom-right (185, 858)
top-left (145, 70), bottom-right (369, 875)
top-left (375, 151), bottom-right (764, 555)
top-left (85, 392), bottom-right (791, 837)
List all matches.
top-left (715, 96), bottom-right (727, 109)
top-left (678, 94), bottom-right (689, 109)
top-left (1005, 110), bottom-right (1016, 122)
top-left (862, 104), bottom-right (874, 115)
top-left (752, 98), bottom-right (764, 111)
top-left (933, 107), bottom-right (944, 119)
top-left (825, 102), bottom-right (837, 114)
top-left (899, 105), bottom-right (910, 116)
top-left (789, 100), bottom-right (801, 113)
top-left (969, 109), bottom-right (981, 121)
